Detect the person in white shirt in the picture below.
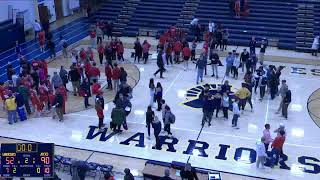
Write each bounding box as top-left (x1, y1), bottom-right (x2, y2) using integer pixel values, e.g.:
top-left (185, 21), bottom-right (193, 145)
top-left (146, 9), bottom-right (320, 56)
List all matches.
top-left (208, 20), bottom-right (215, 33)
top-left (232, 98), bottom-right (240, 129)
top-left (33, 20), bottom-right (42, 40)
top-left (190, 18), bottom-right (199, 26)
top-left (256, 137), bottom-right (267, 169)
top-left (232, 53), bottom-right (241, 79)
top-left (311, 35), bottom-right (319, 56)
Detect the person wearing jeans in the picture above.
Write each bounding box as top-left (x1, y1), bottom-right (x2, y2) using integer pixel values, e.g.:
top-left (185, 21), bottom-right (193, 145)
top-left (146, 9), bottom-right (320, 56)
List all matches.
top-left (196, 51), bottom-right (207, 84)
top-left (256, 137), bottom-right (267, 169)
top-left (225, 52), bottom-right (234, 77)
top-left (232, 99), bottom-right (240, 129)
top-left (5, 95), bottom-right (17, 124)
top-left (112, 63), bottom-right (121, 92)
top-left (235, 83), bottom-right (251, 111)
top-left (209, 53), bottom-right (219, 78)
top-left (163, 106), bottom-right (173, 135)
top-left (80, 78), bottom-right (91, 108)
top-left (221, 93), bottom-right (229, 119)
top-left (270, 130), bottom-right (286, 168)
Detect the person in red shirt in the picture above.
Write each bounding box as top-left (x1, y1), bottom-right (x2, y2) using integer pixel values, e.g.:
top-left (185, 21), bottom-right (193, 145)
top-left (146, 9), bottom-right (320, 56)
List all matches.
top-left (38, 30), bottom-right (45, 52)
top-left (105, 63), bottom-right (113, 90)
top-left (79, 48), bottom-right (87, 62)
top-left (117, 41), bottom-right (124, 62)
top-left (89, 62), bottom-right (100, 83)
top-left (98, 42), bottom-right (105, 65)
top-left (203, 41), bottom-right (209, 54)
top-left (110, 39), bottom-right (117, 60)
top-left (48, 90), bottom-right (55, 111)
top-left (90, 29), bottom-right (96, 48)
top-left (38, 82), bottom-right (49, 111)
top-left (112, 63), bottom-right (121, 92)
top-left (84, 60), bottom-right (92, 79)
top-left (173, 40), bottom-right (183, 64)
top-left (270, 130), bottom-right (286, 168)
top-left (182, 46), bottom-right (191, 71)
top-left (142, 40), bottom-right (151, 64)
top-left (0, 83), bottom-right (8, 109)
top-left (86, 47), bottom-right (94, 61)
top-left (170, 26), bottom-right (177, 38)
top-left (95, 97), bottom-right (104, 131)
top-left (165, 40), bottom-right (173, 65)
top-left (91, 79), bottom-right (101, 103)
top-left (30, 88), bottom-right (42, 117)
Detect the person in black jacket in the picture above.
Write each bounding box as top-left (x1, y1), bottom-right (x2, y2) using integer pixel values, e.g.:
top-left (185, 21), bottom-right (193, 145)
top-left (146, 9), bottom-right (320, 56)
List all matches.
top-left (215, 29), bottom-right (223, 50)
top-left (68, 65), bottom-right (81, 96)
top-left (282, 89), bottom-right (291, 119)
top-left (124, 168), bottom-right (134, 180)
top-left (180, 163), bottom-right (198, 180)
top-left (240, 49), bottom-right (249, 72)
top-left (80, 78), bottom-right (91, 108)
top-left (269, 70), bottom-right (278, 100)
top-left (47, 39), bottom-right (56, 59)
top-left (249, 36), bottom-right (256, 54)
top-left (146, 106), bottom-right (154, 139)
top-left (104, 44), bottom-right (113, 68)
top-left (154, 50), bottom-right (165, 78)
top-left (53, 92), bottom-right (64, 121)
top-left (209, 52), bottom-right (219, 78)
top-left (119, 67), bottom-right (127, 87)
top-left (134, 40), bottom-right (143, 63)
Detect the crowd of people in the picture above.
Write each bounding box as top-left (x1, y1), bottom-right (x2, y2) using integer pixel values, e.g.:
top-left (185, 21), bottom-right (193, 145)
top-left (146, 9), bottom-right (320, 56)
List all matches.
top-left (142, 22), bottom-right (293, 166)
top-left (3, 21), bottom-right (134, 131)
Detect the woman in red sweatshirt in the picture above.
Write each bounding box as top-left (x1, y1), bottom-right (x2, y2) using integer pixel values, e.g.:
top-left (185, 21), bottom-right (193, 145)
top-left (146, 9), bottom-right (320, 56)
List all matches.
top-left (117, 41), bottom-right (124, 62)
top-left (95, 98), bottom-right (104, 131)
top-left (98, 42), bottom-right (105, 65)
top-left (173, 40), bottom-right (183, 64)
top-left (105, 63), bottom-right (113, 90)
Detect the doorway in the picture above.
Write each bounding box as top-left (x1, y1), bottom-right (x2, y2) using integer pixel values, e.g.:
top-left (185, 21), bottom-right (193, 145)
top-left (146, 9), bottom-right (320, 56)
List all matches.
top-left (54, 0), bottom-right (64, 19)
top-left (38, 4), bottom-right (49, 25)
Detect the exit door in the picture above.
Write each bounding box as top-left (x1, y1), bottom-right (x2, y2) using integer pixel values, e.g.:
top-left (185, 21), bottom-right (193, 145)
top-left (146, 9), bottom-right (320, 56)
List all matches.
top-left (54, 0), bottom-right (63, 19)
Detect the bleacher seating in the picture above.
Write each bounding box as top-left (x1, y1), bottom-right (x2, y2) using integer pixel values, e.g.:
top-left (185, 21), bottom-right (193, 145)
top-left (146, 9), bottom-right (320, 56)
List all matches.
top-left (94, 0), bottom-right (320, 52)
top-left (123, 0), bottom-right (186, 37)
top-left (93, 0), bottom-right (127, 22)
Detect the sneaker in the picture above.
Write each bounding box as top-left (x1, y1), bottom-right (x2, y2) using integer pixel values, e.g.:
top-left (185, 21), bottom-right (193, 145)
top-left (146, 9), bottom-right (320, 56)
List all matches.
top-left (275, 111), bottom-right (280, 114)
top-left (235, 126), bottom-right (240, 129)
top-left (147, 136), bottom-right (151, 140)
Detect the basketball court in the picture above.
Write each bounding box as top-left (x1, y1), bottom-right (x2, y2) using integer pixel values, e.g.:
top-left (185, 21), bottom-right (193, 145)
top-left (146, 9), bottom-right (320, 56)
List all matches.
top-left (0, 42), bottom-right (319, 179)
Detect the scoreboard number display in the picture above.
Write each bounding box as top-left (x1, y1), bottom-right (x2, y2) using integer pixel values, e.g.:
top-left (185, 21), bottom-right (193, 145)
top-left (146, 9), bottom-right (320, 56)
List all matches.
top-left (1, 143), bottom-right (54, 177)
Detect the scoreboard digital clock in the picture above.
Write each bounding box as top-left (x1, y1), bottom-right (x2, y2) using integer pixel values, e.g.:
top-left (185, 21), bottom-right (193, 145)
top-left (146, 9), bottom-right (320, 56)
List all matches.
top-left (1, 143), bottom-right (54, 177)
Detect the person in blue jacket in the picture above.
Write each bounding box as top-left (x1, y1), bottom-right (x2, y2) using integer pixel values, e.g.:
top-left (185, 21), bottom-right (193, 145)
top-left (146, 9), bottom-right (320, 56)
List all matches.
top-left (225, 52), bottom-right (234, 77)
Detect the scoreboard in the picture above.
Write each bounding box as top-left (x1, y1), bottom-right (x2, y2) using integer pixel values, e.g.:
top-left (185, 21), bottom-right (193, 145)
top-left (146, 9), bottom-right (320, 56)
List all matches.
top-left (1, 143), bottom-right (54, 177)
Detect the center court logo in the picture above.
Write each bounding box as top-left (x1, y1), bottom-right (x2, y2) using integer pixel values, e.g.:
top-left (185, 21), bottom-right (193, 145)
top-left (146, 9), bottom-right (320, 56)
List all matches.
top-left (182, 83), bottom-right (236, 109)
